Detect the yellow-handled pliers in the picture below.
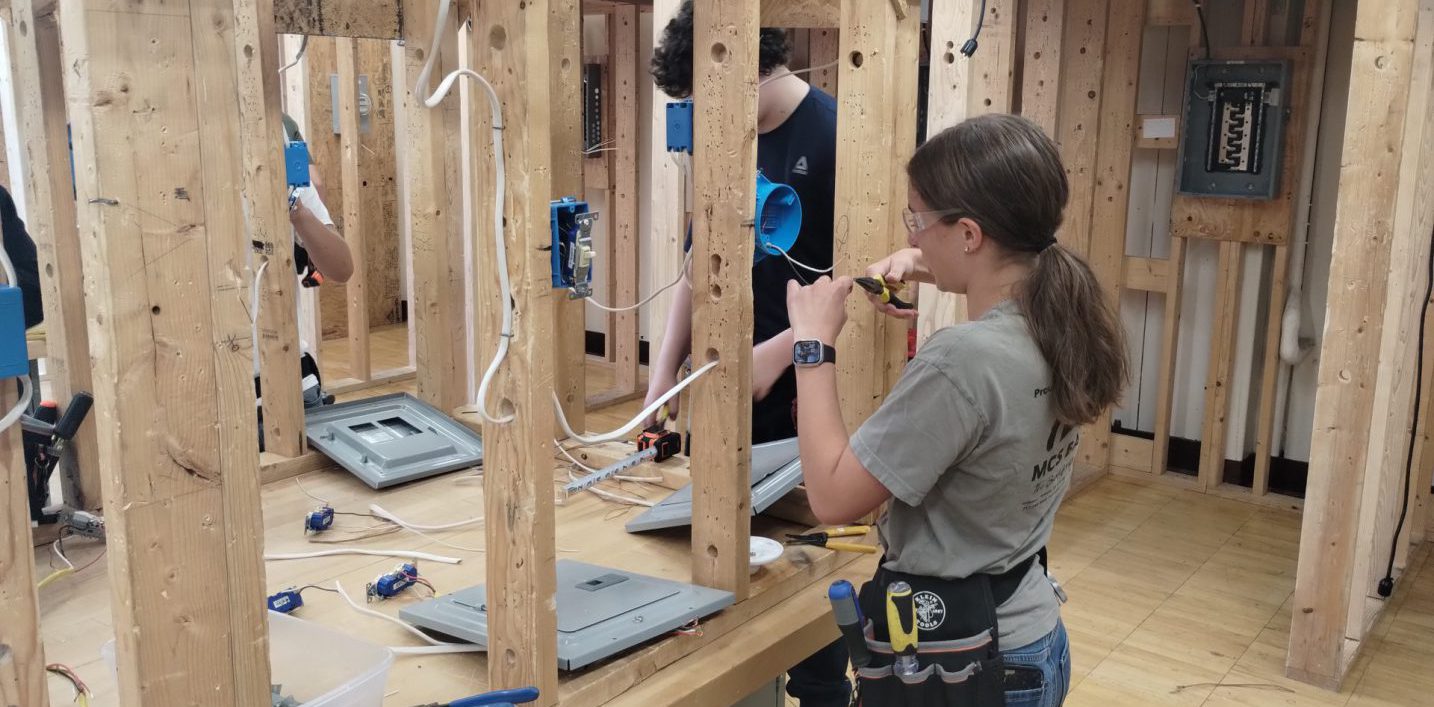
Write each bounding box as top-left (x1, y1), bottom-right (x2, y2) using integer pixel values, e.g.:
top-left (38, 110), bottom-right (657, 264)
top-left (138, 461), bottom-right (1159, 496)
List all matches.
top-left (854, 275), bottom-right (914, 310)
top-left (786, 526), bottom-right (878, 553)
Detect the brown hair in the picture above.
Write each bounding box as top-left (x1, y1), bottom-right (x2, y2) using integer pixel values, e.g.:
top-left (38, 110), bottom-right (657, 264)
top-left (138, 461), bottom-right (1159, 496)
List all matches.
top-left (906, 114), bottom-right (1128, 426)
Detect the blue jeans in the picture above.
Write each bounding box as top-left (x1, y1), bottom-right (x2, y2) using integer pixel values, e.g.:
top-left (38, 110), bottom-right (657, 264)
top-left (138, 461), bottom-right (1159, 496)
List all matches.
top-left (1003, 620), bottom-right (1072, 707)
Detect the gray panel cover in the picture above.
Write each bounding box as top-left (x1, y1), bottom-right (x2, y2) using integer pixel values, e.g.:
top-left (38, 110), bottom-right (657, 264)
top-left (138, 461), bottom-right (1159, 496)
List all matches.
top-left (624, 438), bottom-right (805, 533)
top-left (305, 393), bottom-right (483, 489)
top-left (398, 560), bottom-right (735, 670)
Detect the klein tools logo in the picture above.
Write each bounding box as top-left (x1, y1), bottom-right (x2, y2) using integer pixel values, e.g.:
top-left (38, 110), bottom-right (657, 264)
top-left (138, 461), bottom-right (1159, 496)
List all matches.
top-left (913, 591), bottom-right (947, 631)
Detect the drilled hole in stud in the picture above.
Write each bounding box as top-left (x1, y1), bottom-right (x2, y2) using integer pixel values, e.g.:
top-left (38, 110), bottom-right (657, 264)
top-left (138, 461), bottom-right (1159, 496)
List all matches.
top-left (489, 24), bottom-right (507, 50)
top-left (499, 398), bottom-right (516, 417)
top-left (944, 52), bottom-right (956, 64)
top-left (706, 544), bottom-right (719, 558)
top-left (705, 348), bottom-right (719, 364)
top-left (710, 283), bottom-right (722, 299)
top-left (151, 305), bottom-right (161, 315)
top-left (561, 57), bottom-right (571, 71)
top-left (710, 254), bottom-right (722, 276)
top-left (849, 51), bottom-right (864, 68)
top-left (711, 42), bottom-right (728, 63)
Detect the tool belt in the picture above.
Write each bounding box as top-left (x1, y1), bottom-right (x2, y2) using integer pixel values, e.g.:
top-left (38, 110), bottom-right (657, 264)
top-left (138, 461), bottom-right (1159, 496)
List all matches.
top-left (853, 549), bottom-right (1047, 706)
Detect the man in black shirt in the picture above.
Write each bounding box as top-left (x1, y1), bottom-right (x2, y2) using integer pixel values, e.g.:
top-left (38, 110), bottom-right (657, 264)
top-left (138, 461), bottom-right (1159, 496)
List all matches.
top-left (645, 5), bottom-right (847, 705)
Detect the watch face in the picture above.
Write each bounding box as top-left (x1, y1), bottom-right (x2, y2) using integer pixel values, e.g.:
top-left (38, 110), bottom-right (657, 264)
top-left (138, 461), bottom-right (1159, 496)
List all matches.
top-left (794, 340), bottom-right (824, 366)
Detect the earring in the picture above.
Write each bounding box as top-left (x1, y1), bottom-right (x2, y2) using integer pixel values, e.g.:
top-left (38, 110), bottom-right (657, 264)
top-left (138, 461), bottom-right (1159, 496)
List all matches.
top-left (963, 246), bottom-right (971, 254)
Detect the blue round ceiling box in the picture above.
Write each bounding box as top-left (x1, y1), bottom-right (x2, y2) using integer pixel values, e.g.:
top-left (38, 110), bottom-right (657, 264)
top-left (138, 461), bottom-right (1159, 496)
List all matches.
top-left (753, 171), bottom-right (802, 264)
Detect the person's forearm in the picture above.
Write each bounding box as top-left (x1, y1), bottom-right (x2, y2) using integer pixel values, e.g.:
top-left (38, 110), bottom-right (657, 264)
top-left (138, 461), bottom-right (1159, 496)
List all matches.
top-left (295, 215), bottom-right (353, 283)
top-left (752, 329), bottom-right (794, 401)
top-left (653, 280), bottom-right (694, 377)
top-left (794, 364), bottom-right (854, 510)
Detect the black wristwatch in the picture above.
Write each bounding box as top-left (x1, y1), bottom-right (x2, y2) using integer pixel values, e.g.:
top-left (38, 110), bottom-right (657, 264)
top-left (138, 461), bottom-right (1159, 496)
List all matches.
top-left (793, 339), bottom-right (837, 368)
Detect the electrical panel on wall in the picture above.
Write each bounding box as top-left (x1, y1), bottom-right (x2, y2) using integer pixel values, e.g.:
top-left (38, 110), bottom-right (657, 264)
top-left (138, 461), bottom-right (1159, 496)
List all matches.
top-left (1176, 60), bottom-right (1291, 200)
top-left (582, 63), bottom-right (604, 156)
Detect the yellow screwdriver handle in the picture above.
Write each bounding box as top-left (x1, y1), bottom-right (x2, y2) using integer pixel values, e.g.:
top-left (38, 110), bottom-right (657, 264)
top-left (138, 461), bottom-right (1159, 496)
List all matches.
top-left (886, 581), bottom-right (918, 655)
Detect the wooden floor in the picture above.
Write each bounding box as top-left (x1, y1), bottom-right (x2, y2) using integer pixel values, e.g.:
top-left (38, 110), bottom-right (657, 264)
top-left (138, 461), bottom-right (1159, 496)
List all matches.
top-left (29, 326), bottom-right (1434, 705)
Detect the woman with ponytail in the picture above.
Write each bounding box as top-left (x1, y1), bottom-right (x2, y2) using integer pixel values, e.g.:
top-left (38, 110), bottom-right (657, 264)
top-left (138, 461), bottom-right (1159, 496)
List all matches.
top-left (785, 113), bottom-right (1126, 706)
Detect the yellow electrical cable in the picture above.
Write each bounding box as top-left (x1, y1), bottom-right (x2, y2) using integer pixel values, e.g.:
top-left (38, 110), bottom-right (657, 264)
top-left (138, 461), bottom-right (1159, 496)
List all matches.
top-left (36, 568), bottom-right (74, 590)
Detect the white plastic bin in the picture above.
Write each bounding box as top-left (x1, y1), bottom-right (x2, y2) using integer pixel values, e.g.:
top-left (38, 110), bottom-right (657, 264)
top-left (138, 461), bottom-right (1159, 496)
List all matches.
top-left (102, 610), bottom-right (394, 706)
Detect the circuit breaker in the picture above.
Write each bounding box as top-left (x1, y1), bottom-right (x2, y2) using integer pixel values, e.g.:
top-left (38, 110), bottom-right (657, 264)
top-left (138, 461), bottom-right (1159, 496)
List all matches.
top-left (1176, 60), bottom-right (1291, 200)
top-left (583, 63), bottom-right (604, 155)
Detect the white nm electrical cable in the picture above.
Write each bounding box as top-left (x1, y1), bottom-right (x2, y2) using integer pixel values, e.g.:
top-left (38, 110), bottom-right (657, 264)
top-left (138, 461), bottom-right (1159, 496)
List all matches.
top-left (412, 0), bottom-right (513, 425)
top-left (368, 504), bottom-right (483, 532)
top-left (334, 580), bottom-right (480, 651)
top-left (264, 548), bottom-right (462, 564)
top-left (757, 60), bottom-right (841, 88)
top-left (763, 243), bottom-right (833, 275)
top-left (583, 251), bottom-right (693, 313)
top-left (277, 35), bottom-right (310, 76)
top-left (366, 505), bottom-right (485, 553)
top-left (553, 360), bottom-right (719, 446)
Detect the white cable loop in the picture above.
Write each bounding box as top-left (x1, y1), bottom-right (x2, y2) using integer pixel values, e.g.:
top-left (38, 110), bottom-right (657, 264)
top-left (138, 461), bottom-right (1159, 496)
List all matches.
top-left (583, 251), bottom-right (693, 313)
top-left (412, 0), bottom-right (513, 424)
top-left (554, 360), bottom-right (718, 446)
top-left (335, 581), bottom-right (461, 647)
top-left (764, 243), bottom-right (832, 275)
top-left (263, 548), bottom-right (462, 564)
top-left (368, 503), bottom-right (483, 532)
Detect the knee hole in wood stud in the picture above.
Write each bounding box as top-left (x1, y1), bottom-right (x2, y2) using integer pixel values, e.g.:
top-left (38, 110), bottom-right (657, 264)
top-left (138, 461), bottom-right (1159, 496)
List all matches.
top-left (706, 544), bottom-right (719, 558)
top-left (499, 398), bottom-right (516, 417)
top-left (710, 254), bottom-right (722, 276)
top-left (710, 283), bottom-right (722, 300)
top-left (944, 52), bottom-right (956, 64)
top-left (711, 42), bottom-right (728, 64)
top-left (489, 24), bottom-right (507, 50)
top-left (705, 348), bottom-right (719, 364)
top-left (850, 51), bottom-right (864, 68)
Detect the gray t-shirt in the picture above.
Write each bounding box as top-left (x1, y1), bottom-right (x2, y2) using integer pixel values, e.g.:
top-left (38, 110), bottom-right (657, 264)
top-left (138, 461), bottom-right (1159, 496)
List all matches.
top-left (850, 299), bottom-right (1076, 649)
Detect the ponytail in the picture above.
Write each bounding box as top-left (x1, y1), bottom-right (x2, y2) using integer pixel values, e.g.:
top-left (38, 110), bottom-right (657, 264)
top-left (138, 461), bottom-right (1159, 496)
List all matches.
top-left (1018, 244), bottom-right (1128, 426)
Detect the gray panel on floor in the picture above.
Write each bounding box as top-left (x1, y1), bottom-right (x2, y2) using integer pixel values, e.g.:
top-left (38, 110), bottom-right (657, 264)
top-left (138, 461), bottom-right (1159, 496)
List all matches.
top-left (305, 392), bottom-right (483, 489)
top-left (398, 559), bottom-right (735, 671)
top-left (624, 437), bottom-right (806, 534)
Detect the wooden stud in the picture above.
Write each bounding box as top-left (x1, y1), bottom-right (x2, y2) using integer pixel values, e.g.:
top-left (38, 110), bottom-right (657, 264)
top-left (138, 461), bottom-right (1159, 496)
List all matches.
top-left (60, 0), bottom-right (275, 701)
top-left (0, 384), bottom-right (44, 706)
top-left (1288, 0), bottom-right (1420, 688)
top-left (610, 4), bottom-right (641, 396)
top-left (1054, 0), bottom-right (1109, 260)
top-left (645, 0), bottom-right (687, 379)
top-left (273, 0), bottom-right (403, 39)
top-left (1122, 255), bottom-right (1170, 294)
top-left (1021, 0), bottom-right (1064, 136)
top-left (761, 0), bottom-right (840, 29)
top-left (1077, 0), bottom-right (1145, 474)
top-left (405, 0), bottom-right (470, 414)
top-left (1348, 0), bottom-right (1434, 642)
top-left (8, 0), bottom-right (104, 505)
top-left (336, 38), bottom-right (372, 381)
top-left (1150, 236), bottom-right (1187, 476)
top-left (1148, 0), bottom-right (1196, 27)
top-left (243, 0), bottom-right (307, 458)
top-left (915, 0), bottom-right (980, 348)
top-left (552, 0), bottom-right (587, 433)
top-left (690, 0), bottom-right (759, 599)
top-left (1251, 245), bottom-right (1290, 496)
top-left (807, 28), bottom-right (839, 93)
top-left (883, 0), bottom-right (920, 398)
top-left (470, 0), bottom-right (561, 699)
top-left (1198, 241), bottom-right (1243, 490)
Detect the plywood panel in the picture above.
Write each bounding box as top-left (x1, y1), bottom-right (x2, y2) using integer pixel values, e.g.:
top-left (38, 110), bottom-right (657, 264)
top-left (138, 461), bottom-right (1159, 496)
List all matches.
top-left (274, 0), bottom-right (402, 39)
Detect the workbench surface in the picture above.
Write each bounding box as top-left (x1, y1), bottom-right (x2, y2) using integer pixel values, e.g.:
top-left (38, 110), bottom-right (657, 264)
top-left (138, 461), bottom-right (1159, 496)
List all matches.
top-left (34, 450), bottom-right (874, 706)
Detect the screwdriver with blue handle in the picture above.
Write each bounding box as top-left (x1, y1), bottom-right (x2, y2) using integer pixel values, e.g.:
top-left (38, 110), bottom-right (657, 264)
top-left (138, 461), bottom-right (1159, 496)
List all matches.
top-left (828, 580), bottom-right (873, 669)
top-left (887, 581), bottom-right (920, 676)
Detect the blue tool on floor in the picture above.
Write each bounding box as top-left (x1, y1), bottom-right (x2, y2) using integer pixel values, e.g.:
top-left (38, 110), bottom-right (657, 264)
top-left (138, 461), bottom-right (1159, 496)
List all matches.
top-left (411, 686), bottom-right (539, 707)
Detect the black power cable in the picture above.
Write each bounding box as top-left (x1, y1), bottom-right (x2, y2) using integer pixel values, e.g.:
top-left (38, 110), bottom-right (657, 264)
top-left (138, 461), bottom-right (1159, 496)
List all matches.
top-left (1191, 0), bottom-right (1214, 60)
top-left (1379, 224), bottom-right (1434, 598)
top-left (961, 0), bottom-right (988, 57)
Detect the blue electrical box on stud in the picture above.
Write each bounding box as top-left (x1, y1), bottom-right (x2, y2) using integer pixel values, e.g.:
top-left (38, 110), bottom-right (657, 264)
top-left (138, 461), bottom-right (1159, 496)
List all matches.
top-left (550, 198), bottom-right (597, 299)
top-left (753, 171), bottom-right (802, 264)
top-left (284, 141), bottom-right (311, 189)
top-left (665, 100), bottom-right (693, 154)
top-left (0, 287), bottom-right (29, 380)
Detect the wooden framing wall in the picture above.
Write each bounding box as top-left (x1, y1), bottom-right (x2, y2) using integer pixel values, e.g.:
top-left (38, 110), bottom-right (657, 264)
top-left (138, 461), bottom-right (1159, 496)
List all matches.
top-left (1289, 0), bottom-right (1434, 688)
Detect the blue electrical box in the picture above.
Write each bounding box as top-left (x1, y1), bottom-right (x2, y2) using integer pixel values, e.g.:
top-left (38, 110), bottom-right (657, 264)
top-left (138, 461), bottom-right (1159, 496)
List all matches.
top-left (0, 287), bottom-right (29, 379)
top-left (284, 141), bottom-right (311, 188)
top-left (666, 100), bottom-right (694, 154)
top-left (550, 198), bottom-right (596, 298)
